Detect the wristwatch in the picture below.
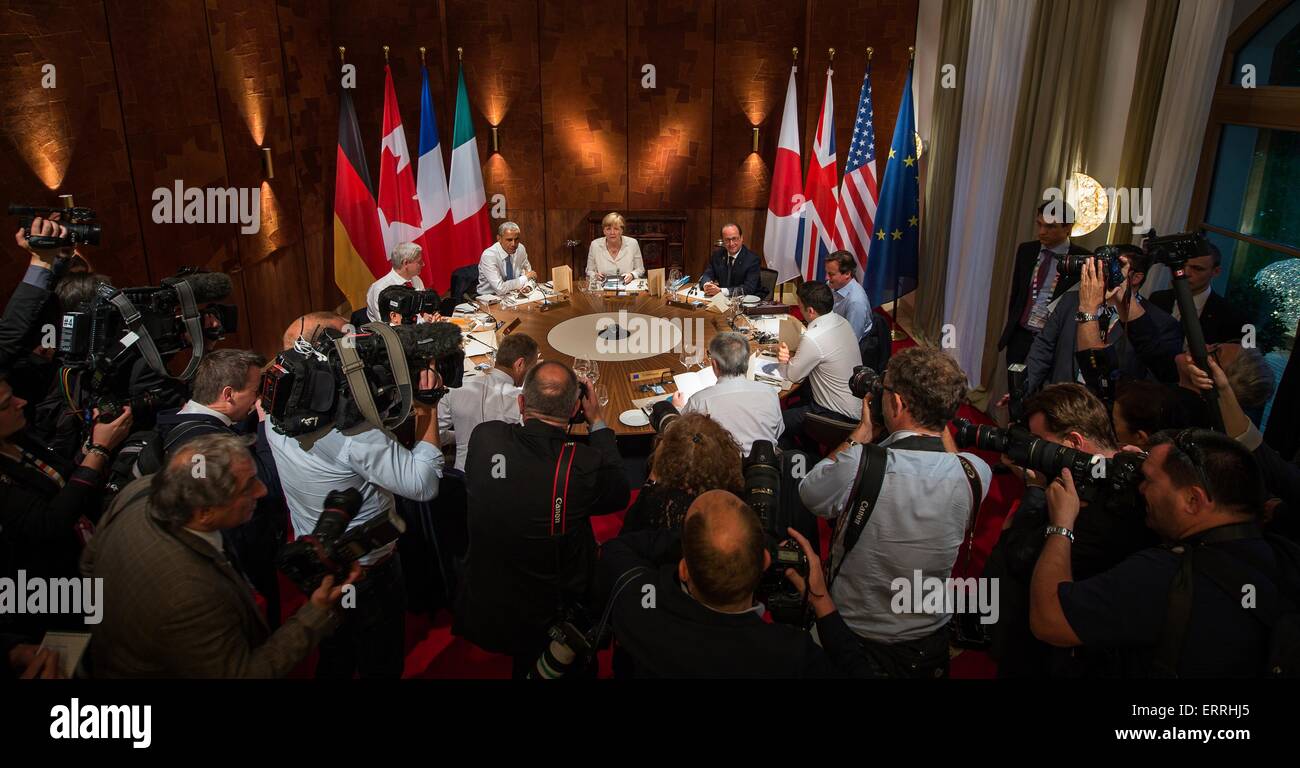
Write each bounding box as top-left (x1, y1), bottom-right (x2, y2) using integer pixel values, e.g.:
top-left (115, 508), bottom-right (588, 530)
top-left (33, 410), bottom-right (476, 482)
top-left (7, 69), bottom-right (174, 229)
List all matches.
top-left (1044, 525), bottom-right (1075, 542)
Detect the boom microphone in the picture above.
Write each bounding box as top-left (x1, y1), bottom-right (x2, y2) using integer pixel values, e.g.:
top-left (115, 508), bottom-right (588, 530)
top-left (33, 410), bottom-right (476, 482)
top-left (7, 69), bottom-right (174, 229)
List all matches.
top-left (161, 272), bottom-right (233, 303)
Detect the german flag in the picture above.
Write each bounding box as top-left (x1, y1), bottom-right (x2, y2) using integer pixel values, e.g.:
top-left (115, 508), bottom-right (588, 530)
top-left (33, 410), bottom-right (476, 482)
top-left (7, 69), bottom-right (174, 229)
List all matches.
top-left (333, 85), bottom-right (387, 314)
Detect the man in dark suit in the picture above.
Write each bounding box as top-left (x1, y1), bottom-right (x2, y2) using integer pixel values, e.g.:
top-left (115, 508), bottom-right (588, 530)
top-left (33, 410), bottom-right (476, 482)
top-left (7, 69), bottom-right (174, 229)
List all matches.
top-left (603, 489), bottom-right (870, 678)
top-left (82, 433), bottom-right (355, 677)
top-left (453, 360), bottom-right (630, 676)
top-left (1024, 247), bottom-right (1183, 396)
top-left (1148, 242), bottom-right (1248, 346)
top-left (153, 348), bottom-right (286, 628)
top-left (701, 223), bottom-right (763, 298)
top-left (998, 202), bottom-right (1092, 367)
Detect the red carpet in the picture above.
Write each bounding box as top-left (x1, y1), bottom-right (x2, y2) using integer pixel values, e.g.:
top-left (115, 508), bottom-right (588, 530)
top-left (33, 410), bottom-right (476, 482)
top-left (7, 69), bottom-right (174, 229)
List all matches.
top-left (282, 320), bottom-right (1016, 678)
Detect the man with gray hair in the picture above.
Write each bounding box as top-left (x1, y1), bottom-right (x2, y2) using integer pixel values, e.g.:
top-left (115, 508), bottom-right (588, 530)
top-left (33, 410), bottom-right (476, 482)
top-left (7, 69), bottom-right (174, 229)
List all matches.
top-left (366, 241), bottom-right (427, 322)
top-left (83, 433), bottom-right (357, 677)
top-left (477, 221), bottom-right (536, 295)
top-left (672, 332), bottom-right (783, 455)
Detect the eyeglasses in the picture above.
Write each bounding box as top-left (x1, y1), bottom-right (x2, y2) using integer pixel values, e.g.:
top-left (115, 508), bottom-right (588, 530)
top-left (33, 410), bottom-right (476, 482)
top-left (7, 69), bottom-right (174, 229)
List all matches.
top-left (1169, 428), bottom-right (1214, 502)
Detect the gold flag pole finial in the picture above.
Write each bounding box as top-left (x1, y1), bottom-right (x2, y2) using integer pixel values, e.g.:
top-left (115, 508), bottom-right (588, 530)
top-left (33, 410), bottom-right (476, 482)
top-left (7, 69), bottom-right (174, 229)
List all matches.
top-left (338, 46), bottom-right (345, 64)
top-left (909, 46), bottom-right (915, 60)
top-left (828, 47), bottom-right (836, 62)
top-left (792, 47), bottom-right (798, 63)
top-left (383, 45), bottom-right (389, 63)
top-left (457, 46), bottom-right (463, 62)
top-left (867, 46), bottom-right (874, 60)
top-left (419, 46), bottom-right (426, 66)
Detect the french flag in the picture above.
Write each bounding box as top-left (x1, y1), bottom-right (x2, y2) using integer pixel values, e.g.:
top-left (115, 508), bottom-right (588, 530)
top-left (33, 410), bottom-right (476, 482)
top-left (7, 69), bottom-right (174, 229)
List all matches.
top-left (763, 65), bottom-right (803, 285)
top-left (413, 64), bottom-right (455, 292)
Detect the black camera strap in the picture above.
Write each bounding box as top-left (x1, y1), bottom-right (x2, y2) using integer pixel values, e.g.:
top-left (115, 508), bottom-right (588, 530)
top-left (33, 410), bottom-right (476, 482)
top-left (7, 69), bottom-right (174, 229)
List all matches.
top-left (828, 442), bottom-right (887, 587)
top-left (172, 279), bottom-right (206, 381)
top-left (334, 323), bottom-right (414, 434)
top-left (104, 278), bottom-right (207, 382)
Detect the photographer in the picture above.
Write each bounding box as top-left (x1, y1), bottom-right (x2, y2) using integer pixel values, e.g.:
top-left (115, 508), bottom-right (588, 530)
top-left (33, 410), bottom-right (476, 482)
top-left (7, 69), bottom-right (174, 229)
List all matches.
top-left (453, 360), bottom-right (629, 677)
top-left (798, 346), bottom-right (991, 677)
top-left (0, 375), bottom-right (133, 592)
top-left (1029, 429), bottom-right (1300, 677)
top-left (266, 336), bottom-right (445, 678)
top-left (1024, 248), bottom-right (1182, 397)
top-left (2, 216), bottom-right (72, 407)
top-left (83, 434), bottom-right (358, 678)
top-left (983, 383), bottom-right (1155, 677)
top-left (601, 491), bottom-right (869, 677)
top-left (622, 412), bottom-right (743, 533)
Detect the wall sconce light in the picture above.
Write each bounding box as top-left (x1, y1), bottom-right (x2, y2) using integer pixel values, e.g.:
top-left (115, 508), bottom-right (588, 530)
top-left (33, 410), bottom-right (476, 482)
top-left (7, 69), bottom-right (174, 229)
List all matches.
top-left (59, 194), bottom-right (75, 209)
top-left (262, 147), bottom-right (275, 180)
top-left (1069, 171), bottom-right (1107, 237)
top-left (491, 126), bottom-right (500, 154)
top-left (751, 127), bottom-right (760, 154)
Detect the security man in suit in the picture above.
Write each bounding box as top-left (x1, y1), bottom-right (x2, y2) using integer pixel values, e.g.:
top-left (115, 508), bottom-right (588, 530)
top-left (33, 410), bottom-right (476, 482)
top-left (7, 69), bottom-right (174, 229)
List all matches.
top-left (998, 202), bottom-right (1093, 367)
top-left (701, 223), bottom-right (764, 299)
top-left (1147, 241), bottom-right (1248, 346)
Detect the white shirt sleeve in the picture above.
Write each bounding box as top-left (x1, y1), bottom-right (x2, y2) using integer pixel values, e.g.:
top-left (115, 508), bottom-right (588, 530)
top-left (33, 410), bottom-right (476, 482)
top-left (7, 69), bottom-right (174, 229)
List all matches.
top-left (784, 332), bottom-right (822, 384)
top-left (799, 444), bottom-right (861, 518)
top-left (629, 239), bottom-right (645, 278)
top-left (342, 429), bottom-right (444, 502)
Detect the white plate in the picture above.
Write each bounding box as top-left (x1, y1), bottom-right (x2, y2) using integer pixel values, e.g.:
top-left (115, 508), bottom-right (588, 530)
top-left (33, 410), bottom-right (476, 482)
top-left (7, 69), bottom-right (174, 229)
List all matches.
top-left (741, 295), bottom-right (762, 305)
top-left (618, 408), bottom-right (651, 427)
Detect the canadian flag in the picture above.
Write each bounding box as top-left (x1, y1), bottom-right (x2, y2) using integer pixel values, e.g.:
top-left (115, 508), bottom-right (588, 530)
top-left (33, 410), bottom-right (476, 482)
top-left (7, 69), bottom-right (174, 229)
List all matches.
top-left (376, 65), bottom-right (430, 284)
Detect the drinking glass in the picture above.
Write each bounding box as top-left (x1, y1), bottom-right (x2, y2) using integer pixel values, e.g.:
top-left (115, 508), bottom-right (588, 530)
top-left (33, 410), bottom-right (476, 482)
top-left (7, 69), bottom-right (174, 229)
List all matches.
top-left (596, 383), bottom-right (610, 408)
top-left (586, 359), bottom-right (600, 383)
top-left (573, 356), bottom-right (591, 379)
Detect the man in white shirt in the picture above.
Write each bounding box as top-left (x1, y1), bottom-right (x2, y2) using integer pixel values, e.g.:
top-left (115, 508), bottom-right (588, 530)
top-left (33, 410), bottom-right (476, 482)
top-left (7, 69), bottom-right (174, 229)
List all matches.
top-left (477, 221), bottom-right (537, 295)
top-left (366, 242), bottom-right (426, 322)
top-left (675, 331), bottom-right (783, 456)
top-left (266, 363), bottom-right (444, 679)
top-left (437, 332), bottom-right (541, 473)
top-left (777, 280), bottom-right (864, 439)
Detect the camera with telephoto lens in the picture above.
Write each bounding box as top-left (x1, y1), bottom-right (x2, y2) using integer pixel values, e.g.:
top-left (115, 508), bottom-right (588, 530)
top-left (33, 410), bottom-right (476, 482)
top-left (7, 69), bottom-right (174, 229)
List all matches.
top-left (529, 605), bottom-right (598, 679)
top-left (261, 320), bottom-right (465, 436)
top-left (57, 269), bottom-right (237, 422)
top-left (276, 487), bottom-right (406, 594)
top-left (377, 284), bottom-right (443, 324)
top-left (648, 398), bottom-right (680, 433)
top-left (10, 204), bottom-right (102, 248)
top-left (952, 418), bottom-right (1145, 504)
top-left (848, 365), bottom-right (885, 426)
top-left (745, 440), bottom-right (811, 626)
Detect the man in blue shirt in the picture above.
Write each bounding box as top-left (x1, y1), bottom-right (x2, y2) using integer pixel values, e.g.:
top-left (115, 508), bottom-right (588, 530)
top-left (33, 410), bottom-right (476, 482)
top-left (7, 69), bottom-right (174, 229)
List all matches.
top-left (825, 250), bottom-right (872, 341)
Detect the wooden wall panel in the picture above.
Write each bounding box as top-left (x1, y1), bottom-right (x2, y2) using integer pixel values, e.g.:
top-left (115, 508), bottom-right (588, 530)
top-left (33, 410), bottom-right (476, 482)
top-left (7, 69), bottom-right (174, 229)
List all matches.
top-left (206, 0), bottom-right (315, 356)
top-left (0, 0), bottom-right (146, 291)
top-left (277, 0), bottom-right (337, 315)
top-left (105, 0), bottom-right (253, 351)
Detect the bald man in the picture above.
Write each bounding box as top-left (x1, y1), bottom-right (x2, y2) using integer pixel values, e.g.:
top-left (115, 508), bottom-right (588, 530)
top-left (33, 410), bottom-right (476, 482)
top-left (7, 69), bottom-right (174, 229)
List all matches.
top-left (601, 490), bottom-right (860, 678)
top-left (281, 312), bottom-right (349, 351)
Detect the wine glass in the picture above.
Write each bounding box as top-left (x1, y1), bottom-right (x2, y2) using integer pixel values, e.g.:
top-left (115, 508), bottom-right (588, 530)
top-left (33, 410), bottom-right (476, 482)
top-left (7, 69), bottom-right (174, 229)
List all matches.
top-left (586, 359), bottom-right (600, 383)
top-left (573, 356), bottom-right (591, 379)
top-left (596, 383), bottom-right (610, 409)
top-left (680, 343), bottom-right (700, 370)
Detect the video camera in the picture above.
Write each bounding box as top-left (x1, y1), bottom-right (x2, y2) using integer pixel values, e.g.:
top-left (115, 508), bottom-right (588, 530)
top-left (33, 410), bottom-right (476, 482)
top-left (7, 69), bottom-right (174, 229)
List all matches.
top-left (276, 487), bottom-right (405, 593)
top-left (58, 270), bottom-right (237, 422)
top-left (10, 204), bottom-right (101, 249)
top-left (953, 418), bottom-right (1145, 504)
top-left (376, 284), bottom-right (442, 324)
top-left (261, 320), bottom-right (465, 436)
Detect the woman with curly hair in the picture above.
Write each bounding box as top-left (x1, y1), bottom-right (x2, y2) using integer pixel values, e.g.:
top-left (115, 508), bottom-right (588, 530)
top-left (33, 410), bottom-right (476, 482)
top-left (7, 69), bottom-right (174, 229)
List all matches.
top-left (621, 413), bottom-right (743, 533)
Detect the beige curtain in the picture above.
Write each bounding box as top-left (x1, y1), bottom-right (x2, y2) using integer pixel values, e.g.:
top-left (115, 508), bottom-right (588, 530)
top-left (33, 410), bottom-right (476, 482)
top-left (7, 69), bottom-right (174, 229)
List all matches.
top-left (912, 0), bottom-right (973, 345)
top-left (1107, 0), bottom-right (1180, 247)
top-left (972, 0), bottom-right (1112, 405)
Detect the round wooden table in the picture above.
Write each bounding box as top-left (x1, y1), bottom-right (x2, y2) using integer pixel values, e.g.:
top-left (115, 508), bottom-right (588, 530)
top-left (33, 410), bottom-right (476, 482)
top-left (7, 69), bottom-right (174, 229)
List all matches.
top-left (465, 287), bottom-right (779, 436)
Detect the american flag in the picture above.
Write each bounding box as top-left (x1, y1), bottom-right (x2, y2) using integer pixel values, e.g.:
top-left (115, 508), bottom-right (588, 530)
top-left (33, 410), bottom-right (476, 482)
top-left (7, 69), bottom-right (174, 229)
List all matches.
top-left (833, 62), bottom-right (879, 278)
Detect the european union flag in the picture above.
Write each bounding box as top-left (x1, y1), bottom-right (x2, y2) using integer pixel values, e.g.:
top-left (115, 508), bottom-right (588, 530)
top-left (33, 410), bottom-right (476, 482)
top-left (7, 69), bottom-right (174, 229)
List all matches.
top-left (863, 62), bottom-right (920, 308)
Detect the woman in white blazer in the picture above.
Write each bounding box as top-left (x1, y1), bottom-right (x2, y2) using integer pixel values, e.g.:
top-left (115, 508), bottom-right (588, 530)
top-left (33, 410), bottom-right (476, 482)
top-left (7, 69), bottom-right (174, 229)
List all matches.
top-left (585, 211), bottom-right (645, 283)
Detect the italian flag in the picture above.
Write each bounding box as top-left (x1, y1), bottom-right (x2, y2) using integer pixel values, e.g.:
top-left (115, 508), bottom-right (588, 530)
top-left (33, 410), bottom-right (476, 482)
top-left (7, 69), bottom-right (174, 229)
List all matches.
top-left (448, 63), bottom-right (492, 272)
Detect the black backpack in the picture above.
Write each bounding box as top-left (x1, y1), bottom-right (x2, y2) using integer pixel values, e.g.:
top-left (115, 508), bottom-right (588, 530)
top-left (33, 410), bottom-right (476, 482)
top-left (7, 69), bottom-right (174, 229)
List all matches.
top-left (1155, 523), bottom-right (1300, 678)
top-left (102, 421), bottom-right (216, 497)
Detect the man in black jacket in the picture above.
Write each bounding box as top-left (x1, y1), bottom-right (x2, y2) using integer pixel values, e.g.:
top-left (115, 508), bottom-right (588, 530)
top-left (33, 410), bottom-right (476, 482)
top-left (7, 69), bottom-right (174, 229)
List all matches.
top-left (154, 348), bottom-right (286, 626)
top-left (2, 217), bottom-right (72, 410)
top-left (701, 224), bottom-right (763, 299)
top-left (603, 490), bottom-right (869, 677)
top-left (453, 360), bottom-right (630, 675)
top-left (998, 202), bottom-right (1092, 367)
top-left (1148, 242), bottom-right (1247, 346)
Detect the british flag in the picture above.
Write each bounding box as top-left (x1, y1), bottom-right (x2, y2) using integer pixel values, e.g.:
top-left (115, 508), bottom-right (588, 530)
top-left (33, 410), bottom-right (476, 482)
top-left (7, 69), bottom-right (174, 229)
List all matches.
top-left (833, 62), bottom-right (878, 280)
top-left (796, 68), bottom-right (838, 282)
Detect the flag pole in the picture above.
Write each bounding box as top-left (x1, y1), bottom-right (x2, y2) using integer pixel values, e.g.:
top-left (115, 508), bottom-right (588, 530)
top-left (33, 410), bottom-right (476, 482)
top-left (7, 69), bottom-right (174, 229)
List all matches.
top-left (890, 46), bottom-right (916, 342)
